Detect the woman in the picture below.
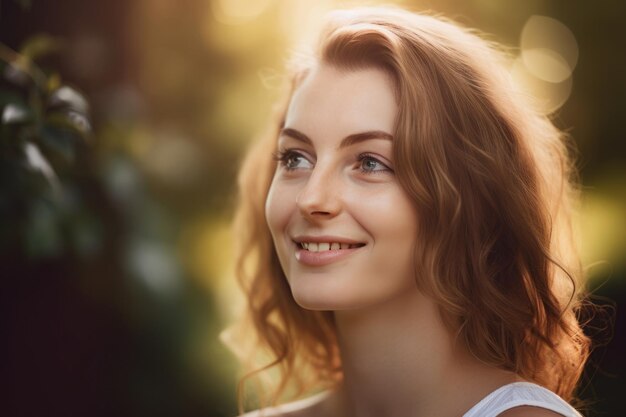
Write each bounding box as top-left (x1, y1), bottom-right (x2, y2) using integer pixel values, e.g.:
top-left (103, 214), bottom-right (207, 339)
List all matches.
top-left (227, 6), bottom-right (590, 417)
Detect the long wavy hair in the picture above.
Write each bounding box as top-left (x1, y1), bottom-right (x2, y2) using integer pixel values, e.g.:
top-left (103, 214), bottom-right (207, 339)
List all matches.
top-left (227, 6), bottom-right (591, 413)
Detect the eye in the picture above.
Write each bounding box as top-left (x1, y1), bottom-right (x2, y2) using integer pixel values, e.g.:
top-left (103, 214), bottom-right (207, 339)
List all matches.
top-left (357, 153), bottom-right (392, 174)
top-left (272, 149), bottom-right (312, 171)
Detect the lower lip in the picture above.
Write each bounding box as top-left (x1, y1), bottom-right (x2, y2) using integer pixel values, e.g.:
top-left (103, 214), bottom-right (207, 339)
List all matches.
top-left (294, 244), bottom-right (365, 266)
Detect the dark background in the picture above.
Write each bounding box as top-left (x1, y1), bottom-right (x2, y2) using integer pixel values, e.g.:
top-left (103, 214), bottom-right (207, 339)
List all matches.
top-left (1, 0), bottom-right (624, 416)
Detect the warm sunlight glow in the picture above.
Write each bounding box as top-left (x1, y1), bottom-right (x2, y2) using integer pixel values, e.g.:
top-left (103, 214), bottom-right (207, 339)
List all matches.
top-left (520, 15), bottom-right (578, 83)
top-left (511, 55), bottom-right (572, 114)
top-left (212, 0), bottom-right (275, 25)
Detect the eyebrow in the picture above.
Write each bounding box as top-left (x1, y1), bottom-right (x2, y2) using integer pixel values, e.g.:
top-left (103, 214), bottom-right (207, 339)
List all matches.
top-left (279, 127), bottom-right (393, 149)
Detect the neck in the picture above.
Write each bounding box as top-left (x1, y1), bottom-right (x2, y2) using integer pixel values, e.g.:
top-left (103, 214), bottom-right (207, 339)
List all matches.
top-left (330, 286), bottom-right (518, 417)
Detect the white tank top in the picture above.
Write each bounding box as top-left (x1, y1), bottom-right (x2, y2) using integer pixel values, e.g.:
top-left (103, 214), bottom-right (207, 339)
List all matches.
top-left (462, 382), bottom-right (583, 417)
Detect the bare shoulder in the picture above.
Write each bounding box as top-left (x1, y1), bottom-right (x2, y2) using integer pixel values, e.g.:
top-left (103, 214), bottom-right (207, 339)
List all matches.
top-left (497, 406), bottom-right (568, 417)
top-left (236, 391), bottom-right (334, 417)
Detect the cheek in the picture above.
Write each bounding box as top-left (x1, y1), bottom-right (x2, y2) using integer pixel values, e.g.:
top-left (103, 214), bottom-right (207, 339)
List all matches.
top-left (265, 180), bottom-right (294, 240)
top-left (348, 186), bottom-right (416, 231)
top-left (350, 188), bottom-right (418, 262)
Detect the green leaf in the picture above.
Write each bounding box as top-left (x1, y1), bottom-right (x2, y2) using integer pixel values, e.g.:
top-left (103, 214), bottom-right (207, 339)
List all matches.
top-left (48, 86), bottom-right (89, 114)
top-left (47, 73), bottom-right (61, 92)
top-left (39, 124), bottom-right (77, 162)
top-left (22, 141), bottom-right (61, 190)
top-left (20, 34), bottom-right (63, 62)
top-left (1, 102), bottom-right (33, 125)
top-left (46, 109), bottom-right (91, 139)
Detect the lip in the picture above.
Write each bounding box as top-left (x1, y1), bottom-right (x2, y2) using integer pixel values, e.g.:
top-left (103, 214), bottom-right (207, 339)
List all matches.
top-left (292, 235), bottom-right (367, 267)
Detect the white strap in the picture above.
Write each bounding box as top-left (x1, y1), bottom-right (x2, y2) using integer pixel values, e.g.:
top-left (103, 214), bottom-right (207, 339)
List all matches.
top-left (463, 382), bottom-right (583, 417)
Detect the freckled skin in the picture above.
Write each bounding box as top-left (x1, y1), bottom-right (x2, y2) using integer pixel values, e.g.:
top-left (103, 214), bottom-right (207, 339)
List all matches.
top-left (264, 64), bottom-right (420, 311)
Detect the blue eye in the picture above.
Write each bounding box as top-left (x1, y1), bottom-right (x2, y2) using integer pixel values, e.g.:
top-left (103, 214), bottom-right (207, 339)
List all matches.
top-left (272, 149), bottom-right (312, 171)
top-left (357, 153), bottom-right (392, 174)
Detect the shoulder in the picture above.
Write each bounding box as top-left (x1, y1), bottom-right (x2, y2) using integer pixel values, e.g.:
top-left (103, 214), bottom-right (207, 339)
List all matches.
top-left (497, 406), bottom-right (568, 417)
top-left (236, 391), bottom-right (333, 417)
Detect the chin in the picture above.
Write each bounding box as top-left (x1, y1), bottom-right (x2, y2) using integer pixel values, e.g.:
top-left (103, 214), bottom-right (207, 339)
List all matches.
top-left (291, 290), bottom-right (342, 311)
top-left (289, 284), bottom-right (341, 310)
top-left (290, 286), bottom-right (374, 312)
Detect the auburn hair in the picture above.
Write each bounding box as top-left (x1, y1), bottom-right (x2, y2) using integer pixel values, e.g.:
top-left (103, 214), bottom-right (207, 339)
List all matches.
top-left (227, 6), bottom-right (590, 413)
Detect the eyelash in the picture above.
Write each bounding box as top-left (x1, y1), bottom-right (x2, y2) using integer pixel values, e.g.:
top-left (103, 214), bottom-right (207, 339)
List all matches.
top-left (271, 149), bottom-right (306, 171)
top-left (271, 149), bottom-right (392, 175)
top-left (356, 153), bottom-right (392, 174)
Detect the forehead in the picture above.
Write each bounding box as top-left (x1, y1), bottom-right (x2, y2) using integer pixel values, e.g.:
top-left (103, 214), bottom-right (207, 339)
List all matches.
top-left (283, 64), bottom-right (398, 143)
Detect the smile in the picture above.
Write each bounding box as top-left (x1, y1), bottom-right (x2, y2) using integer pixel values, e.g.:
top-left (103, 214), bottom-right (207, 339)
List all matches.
top-left (299, 242), bottom-right (366, 251)
top-left (293, 240), bottom-right (367, 266)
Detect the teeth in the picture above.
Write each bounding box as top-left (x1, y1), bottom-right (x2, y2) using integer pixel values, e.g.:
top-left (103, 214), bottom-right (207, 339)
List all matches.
top-left (299, 242), bottom-right (363, 252)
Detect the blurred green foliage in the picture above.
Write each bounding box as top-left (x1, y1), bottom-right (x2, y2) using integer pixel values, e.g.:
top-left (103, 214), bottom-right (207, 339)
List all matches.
top-left (0, 36), bottom-right (97, 259)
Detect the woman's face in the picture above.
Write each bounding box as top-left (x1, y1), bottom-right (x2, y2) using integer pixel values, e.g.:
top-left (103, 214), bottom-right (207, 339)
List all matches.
top-left (265, 64), bottom-right (420, 311)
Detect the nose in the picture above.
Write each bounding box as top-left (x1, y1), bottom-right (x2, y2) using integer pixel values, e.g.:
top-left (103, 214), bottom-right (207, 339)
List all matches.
top-left (296, 161), bottom-right (342, 220)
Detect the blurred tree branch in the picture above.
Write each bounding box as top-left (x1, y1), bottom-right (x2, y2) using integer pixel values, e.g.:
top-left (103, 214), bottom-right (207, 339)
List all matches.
top-left (0, 35), bottom-right (96, 260)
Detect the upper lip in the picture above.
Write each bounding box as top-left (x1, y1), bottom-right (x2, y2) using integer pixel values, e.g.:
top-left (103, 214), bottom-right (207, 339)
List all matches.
top-left (292, 235), bottom-right (366, 244)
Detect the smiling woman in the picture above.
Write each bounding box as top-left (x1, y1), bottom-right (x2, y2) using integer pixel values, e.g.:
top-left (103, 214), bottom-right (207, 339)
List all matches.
top-left (226, 6), bottom-right (591, 417)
